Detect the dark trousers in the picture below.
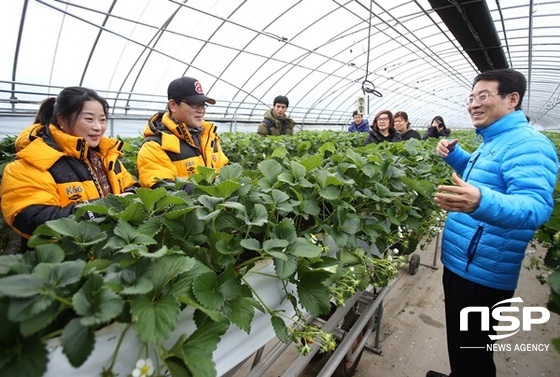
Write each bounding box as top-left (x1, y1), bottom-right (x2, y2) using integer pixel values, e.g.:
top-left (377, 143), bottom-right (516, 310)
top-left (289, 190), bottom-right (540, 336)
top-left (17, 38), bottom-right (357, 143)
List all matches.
top-left (443, 267), bottom-right (514, 377)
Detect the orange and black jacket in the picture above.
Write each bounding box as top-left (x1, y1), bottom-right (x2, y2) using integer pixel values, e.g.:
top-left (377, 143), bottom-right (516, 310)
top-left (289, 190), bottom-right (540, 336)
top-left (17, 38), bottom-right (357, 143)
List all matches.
top-left (137, 112), bottom-right (229, 188)
top-left (0, 124), bottom-right (138, 238)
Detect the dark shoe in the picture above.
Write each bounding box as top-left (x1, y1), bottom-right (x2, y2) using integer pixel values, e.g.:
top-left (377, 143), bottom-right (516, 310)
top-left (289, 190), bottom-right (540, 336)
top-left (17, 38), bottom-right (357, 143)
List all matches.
top-left (426, 371), bottom-right (448, 377)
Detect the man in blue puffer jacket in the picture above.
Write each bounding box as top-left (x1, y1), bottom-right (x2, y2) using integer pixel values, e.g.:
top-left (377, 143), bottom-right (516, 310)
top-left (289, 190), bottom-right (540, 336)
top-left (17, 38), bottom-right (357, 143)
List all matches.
top-left (347, 110), bottom-right (370, 133)
top-left (426, 69), bottom-right (558, 377)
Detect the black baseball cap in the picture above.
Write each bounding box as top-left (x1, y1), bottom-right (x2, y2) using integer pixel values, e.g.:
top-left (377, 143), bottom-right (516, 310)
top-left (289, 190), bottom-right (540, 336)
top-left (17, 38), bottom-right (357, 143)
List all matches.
top-left (167, 77), bottom-right (216, 104)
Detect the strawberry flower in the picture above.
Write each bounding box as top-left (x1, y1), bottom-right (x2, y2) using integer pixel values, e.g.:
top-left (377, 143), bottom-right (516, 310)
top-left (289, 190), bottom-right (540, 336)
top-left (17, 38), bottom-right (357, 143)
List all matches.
top-left (132, 358), bottom-right (154, 377)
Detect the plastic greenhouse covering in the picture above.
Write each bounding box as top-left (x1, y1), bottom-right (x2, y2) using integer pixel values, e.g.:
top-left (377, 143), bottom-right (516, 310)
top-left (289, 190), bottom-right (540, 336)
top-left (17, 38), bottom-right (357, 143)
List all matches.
top-left (1, 0), bottom-right (559, 137)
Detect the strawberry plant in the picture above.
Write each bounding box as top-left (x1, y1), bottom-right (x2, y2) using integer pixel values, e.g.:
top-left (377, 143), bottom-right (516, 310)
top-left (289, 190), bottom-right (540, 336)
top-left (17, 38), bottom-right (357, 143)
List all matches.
top-left (534, 131), bottom-right (560, 353)
top-left (0, 131), bottom-right (462, 376)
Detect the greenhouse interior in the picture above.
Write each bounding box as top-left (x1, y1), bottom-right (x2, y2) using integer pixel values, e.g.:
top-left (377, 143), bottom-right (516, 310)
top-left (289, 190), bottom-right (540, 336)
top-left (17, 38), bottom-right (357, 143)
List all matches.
top-left (1, 0), bottom-right (560, 136)
top-left (0, 1), bottom-right (559, 377)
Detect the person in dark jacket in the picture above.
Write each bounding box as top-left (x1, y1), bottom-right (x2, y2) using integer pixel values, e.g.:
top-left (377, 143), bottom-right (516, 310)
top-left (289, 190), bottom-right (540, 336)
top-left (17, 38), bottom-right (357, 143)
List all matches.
top-left (256, 95), bottom-right (296, 136)
top-left (0, 87), bottom-right (138, 240)
top-left (427, 68), bottom-right (558, 377)
top-left (347, 110), bottom-right (369, 132)
top-left (364, 110), bottom-right (401, 145)
top-left (394, 111), bottom-right (421, 140)
top-left (422, 115), bottom-right (451, 139)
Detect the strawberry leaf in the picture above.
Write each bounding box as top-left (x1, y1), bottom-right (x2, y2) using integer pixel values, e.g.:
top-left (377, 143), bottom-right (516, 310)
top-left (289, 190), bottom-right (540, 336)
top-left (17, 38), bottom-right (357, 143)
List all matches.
top-left (193, 272), bottom-right (225, 310)
top-left (61, 318), bottom-right (95, 367)
top-left (297, 271), bottom-right (332, 315)
top-left (130, 294), bottom-right (181, 344)
top-left (182, 318), bottom-right (229, 376)
top-left (0, 336), bottom-right (48, 377)
top-left (0, 275), bottom-right (45, 298)
top-left (271, 316), bottom-right (290, 343)
top-left (72, 273), bottom-right (124, 326)
top-left (229, 296), bottom-right (258, 333)
top-left (33, 260), bottom-right (85, 288)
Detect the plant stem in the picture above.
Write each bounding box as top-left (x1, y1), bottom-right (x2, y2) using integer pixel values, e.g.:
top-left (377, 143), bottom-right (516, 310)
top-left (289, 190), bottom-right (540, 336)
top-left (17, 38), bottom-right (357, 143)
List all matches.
top-left (242, 276), bottom-right (274, 315)
top-left (236, 255), bottom-right (265, 269)
top-left (107, 323), bottom-right (132, 372)
top-left (54, 295), bottom-right (73, 307)
top-left (41, 328), bottom-right (63, 341)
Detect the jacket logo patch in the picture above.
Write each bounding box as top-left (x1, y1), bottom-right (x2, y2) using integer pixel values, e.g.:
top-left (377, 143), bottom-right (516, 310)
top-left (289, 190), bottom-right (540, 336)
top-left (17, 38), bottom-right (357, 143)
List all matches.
top-left (66, 186), bottom-right (83, 196)
top-left (66, 185), bottom-right (84, 201)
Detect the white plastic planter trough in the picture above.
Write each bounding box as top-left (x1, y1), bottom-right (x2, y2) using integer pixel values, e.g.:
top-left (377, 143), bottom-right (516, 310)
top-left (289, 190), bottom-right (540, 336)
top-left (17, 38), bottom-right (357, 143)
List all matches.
top-left (45, 260), bottom-right (295, 377)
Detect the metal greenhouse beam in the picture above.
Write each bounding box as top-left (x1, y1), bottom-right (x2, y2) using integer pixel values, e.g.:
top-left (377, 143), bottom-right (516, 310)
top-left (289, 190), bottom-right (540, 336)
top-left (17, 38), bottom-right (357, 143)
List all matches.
top-left (428, 0), bottom-right (508, 72)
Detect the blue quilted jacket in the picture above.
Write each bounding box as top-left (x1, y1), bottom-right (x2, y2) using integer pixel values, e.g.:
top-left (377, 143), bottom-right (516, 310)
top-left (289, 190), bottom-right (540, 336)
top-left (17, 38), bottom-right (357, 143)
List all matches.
top-left (441, 110), bottom-right (558, 290)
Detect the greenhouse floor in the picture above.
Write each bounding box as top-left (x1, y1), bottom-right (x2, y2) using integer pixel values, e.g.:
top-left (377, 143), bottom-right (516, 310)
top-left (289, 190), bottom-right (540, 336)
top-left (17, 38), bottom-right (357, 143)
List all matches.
top-left (230, 237), bottom-right (560, 377)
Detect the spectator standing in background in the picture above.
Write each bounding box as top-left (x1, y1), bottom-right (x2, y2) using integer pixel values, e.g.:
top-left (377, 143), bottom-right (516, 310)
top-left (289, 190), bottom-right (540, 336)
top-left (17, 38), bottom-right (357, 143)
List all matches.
top-left (256, 95), bottom-right (296, 136)
top-left (364, 110), bottom-right (401, 145)
top-left (394, 111), bottom-right (421, 140)
top-left (347, 110), bottom-right (369, 132)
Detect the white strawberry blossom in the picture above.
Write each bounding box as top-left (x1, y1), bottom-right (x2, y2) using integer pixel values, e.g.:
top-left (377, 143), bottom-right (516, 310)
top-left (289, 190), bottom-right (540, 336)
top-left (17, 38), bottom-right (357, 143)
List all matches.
top-left (132, 358), bottom-right (154, 377)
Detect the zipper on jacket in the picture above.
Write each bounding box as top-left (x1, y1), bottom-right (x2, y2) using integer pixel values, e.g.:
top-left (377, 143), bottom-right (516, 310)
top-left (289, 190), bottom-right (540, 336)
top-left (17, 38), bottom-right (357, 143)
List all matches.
top-left (201, 125), bottom-right (216, 166)
top-left (463, 150), bottom-right (481, 182)
top-left (466, 225), bottom-right (483, 272)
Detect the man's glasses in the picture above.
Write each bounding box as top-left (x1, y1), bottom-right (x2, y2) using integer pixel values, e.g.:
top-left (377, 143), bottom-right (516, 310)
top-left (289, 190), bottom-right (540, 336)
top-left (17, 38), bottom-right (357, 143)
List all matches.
top-left (179, 100), bottom-right (208, 110)
top-left (377, 116), bottom-right (389, 121)
top-left (465, 92), bottom-right (501, 106)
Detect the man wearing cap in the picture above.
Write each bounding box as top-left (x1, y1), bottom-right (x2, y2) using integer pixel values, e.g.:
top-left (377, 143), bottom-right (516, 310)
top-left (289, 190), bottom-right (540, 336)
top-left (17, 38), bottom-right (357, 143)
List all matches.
top-left (256, 95), bottom-right (296, 136)
top-left (137, 77), bottom-right (229, 190)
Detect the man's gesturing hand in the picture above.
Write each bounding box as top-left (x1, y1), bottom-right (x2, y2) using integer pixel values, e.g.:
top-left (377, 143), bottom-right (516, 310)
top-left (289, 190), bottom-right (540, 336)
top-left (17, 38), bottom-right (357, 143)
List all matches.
top-left (434, 173), bottom-right (481, 213)
top-left (436, 138), bottom-right (458, 158)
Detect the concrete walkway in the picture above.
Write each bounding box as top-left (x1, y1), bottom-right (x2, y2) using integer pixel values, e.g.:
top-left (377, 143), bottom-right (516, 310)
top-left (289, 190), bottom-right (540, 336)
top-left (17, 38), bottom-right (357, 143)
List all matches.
top-left (354, 239), bottom-right (560, 377)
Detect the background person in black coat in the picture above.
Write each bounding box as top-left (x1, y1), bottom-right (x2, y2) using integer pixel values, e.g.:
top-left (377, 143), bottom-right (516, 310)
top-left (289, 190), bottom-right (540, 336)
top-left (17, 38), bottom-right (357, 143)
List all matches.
top-left (364, 110), bottom-right (402, 145)
top-left (423, 115), bottom-right (451, 139)
top-left (394, 111), bottom-right (421, 140)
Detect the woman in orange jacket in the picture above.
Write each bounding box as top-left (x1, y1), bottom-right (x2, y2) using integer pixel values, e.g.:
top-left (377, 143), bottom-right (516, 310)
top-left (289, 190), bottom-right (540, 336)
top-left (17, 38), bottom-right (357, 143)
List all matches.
top-left (0, 86), bottom-right (138, 240)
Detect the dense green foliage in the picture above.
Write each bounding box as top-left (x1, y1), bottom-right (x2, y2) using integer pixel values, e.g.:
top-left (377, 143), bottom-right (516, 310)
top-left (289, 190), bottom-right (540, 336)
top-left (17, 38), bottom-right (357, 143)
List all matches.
top-left (533, 133), bottom-right (560, 353)
top-left (0, 129), bottom-right (558, 375)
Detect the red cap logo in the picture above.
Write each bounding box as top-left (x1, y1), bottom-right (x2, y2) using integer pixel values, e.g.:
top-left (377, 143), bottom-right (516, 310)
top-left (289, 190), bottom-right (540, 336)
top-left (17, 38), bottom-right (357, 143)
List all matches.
top-left (194, 81), bottom-right (204, 94)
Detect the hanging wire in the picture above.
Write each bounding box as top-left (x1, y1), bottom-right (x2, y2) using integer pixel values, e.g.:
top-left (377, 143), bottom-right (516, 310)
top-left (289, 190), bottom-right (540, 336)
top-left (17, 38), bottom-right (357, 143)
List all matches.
top-left (362, 0), bottom-right (382, 97)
